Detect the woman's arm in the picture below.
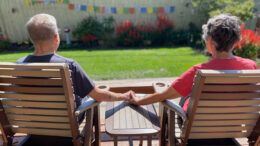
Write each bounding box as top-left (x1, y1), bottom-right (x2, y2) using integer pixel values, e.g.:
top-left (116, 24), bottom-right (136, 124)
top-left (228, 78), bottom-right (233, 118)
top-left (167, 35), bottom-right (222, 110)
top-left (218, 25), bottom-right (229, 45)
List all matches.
top-left (88, 86), bottom-right (133, 102)
top-left (129, 86), bottom-right (181, 105)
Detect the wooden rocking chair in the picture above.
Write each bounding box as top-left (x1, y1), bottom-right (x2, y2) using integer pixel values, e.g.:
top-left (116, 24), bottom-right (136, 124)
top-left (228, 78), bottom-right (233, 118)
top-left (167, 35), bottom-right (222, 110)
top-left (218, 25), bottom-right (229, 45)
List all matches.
top-left (0, 63), bottom-right (102, 146)
top-left (154, 70), bottom-right (260, 146)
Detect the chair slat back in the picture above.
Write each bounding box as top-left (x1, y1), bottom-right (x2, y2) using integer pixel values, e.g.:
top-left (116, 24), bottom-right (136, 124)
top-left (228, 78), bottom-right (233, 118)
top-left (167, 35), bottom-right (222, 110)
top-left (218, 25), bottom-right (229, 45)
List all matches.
top-left (183, 70), bottom-right (260, 141)
top-left (0, 63), bottom-right (78, 138)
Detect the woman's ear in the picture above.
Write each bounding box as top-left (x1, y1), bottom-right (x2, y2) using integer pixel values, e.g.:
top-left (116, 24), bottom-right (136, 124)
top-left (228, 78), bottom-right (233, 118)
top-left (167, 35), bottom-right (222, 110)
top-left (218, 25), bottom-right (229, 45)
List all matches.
top-left (206, 37), bottom-right (216, 56)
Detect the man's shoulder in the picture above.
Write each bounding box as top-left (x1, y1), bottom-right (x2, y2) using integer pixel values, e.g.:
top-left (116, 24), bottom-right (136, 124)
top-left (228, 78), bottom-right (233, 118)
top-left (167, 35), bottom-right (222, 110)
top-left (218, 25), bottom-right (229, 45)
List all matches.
top-left (52, 54), bottom-right (75, 63)
top-left (52, 54), bottom-right (82, 70)
top-left (16, 55), bottom-right (30, 63)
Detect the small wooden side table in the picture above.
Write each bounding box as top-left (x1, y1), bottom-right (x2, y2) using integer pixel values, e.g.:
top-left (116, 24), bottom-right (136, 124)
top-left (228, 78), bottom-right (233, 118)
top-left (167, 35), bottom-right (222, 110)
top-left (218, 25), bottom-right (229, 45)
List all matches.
top-left (105, 95), bottom-right (160, 146)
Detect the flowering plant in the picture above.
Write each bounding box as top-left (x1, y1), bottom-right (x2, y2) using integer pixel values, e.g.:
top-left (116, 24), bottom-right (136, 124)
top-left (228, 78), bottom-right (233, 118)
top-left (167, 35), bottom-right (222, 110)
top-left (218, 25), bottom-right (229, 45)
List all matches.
top-left (115, 14), bottom-right (175, 46)
top-left (234, 24), bottom-right (260, 60)
top-left (115, 20), bottom-right (144, 46)
top-left (82, 34), bottom-right (97, 42)
top-left (73, 16), bottom-right (102, 47)
top-left (0, 36), bottom-right (11, 51)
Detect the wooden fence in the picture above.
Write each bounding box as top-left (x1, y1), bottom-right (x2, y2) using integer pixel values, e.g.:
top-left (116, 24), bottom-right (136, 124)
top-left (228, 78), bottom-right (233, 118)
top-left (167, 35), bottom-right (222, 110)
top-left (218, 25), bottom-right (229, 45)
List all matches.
top-left (0, 0), bottom-right (259, 42)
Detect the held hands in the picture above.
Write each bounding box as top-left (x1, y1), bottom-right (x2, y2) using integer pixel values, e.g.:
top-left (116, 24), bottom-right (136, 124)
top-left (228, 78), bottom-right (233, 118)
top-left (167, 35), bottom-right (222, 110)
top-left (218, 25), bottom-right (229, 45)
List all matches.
top-left (120, 90), bottom-right (135, 100)
top-left (128, 91), bottom-right (140, 105)
top-left (120, 90), bottom-right (140, 105)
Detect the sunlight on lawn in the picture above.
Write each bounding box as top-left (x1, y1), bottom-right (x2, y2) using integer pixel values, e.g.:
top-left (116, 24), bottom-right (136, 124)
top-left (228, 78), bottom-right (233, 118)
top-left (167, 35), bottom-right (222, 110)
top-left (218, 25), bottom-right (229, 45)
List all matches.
top-left (0, 47), bottom-right (208, 80)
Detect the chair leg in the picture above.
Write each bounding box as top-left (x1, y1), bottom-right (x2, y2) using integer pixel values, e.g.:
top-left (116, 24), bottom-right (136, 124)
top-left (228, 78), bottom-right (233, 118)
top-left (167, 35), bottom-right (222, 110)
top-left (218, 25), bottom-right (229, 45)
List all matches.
top-left (139, 136), bottom-right (143, 146)
top-left (129, 136), bottom-right (133, 146)
top-left (147, 135), bottom-right (152, 146)
top-left (84, 108), bottom-right (94, 146)
top-left (3, 136), bottom-right (13, 146)
top-left (113, 136), bottom-right (118, 146)
top-left (159, 107), bottom-right (168, 146)
top-left (255, 136), bottom-right (260, 146)
top-left (168, 110), bottom-right (176, 146)
top-left (93, 106), bottom-right (100, 146)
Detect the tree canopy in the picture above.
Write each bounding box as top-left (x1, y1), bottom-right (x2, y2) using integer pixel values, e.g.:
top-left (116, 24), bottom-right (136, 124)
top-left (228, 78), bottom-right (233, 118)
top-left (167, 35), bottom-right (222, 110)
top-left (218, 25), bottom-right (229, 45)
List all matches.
top-left (192, 0), bottom-right (255, 21)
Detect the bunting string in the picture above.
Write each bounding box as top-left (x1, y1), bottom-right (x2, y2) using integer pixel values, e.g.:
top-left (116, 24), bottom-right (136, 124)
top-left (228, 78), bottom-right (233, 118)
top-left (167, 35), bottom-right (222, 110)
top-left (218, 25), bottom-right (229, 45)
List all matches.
top-left (24, 0), bottom-right (175, 14)
top-left (68, 3), bottom-right (175, 14)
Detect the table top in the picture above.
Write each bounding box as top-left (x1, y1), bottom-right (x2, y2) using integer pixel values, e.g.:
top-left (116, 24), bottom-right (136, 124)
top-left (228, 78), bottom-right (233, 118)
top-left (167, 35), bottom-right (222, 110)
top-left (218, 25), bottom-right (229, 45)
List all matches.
top-left (105, 94), bottom-right (160, 136)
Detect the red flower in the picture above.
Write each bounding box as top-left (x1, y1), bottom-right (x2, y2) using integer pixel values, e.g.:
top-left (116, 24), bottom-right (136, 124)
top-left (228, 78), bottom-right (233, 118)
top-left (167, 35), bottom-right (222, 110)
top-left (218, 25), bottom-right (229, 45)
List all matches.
top-left (234, 24), bottom-right (260, 50)
top-left (82, 34), bottom-right (97, 42)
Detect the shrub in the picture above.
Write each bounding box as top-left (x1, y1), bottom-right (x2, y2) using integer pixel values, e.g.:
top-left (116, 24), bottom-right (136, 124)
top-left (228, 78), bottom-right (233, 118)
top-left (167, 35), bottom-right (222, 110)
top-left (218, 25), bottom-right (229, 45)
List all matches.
top-left (234, 24), bottom-right (260, 60)
top-left (101, 16), bottom-right (116, 47)
top-left (0, 36), bottom-right (11, 51)
top-left (72, 16), bottom-right (103, 47)
top-left (172, 23), bottom-right (203, 49)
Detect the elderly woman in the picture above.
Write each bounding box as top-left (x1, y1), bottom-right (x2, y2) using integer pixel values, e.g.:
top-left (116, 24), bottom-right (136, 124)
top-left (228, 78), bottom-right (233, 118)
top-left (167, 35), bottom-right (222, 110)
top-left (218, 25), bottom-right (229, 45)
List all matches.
top-left (129, 14), bottom-right (258, 112)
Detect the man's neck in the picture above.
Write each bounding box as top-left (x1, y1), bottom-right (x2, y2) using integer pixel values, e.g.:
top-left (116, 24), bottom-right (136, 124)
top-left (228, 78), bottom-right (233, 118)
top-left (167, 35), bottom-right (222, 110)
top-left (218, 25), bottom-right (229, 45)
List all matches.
top-left (33, 50), bottom-right (55, 56)
top-left (33, 45), bottom-right (56, 56)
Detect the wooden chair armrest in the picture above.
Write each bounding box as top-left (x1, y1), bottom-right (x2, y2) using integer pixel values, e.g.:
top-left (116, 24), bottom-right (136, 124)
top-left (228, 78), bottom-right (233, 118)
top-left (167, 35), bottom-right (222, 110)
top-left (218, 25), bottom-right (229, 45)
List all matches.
top-left (75, 99), bottom-right (99, 116)
top-left (161, 99), bottom-right (187, 120)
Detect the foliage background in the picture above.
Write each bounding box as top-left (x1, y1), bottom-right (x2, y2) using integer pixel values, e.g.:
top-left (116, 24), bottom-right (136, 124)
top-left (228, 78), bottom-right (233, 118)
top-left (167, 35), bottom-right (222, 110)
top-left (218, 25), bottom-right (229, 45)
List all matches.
top-left (192, 0), bottom-right (255, 21)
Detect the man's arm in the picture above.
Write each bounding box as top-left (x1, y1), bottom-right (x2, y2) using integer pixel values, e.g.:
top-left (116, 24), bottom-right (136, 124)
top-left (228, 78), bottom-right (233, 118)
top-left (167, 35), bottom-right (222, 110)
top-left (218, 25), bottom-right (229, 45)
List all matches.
top-left (88, 86), bottom-right (132, 102)
top-left (129, 86), bottom-right (181, 105)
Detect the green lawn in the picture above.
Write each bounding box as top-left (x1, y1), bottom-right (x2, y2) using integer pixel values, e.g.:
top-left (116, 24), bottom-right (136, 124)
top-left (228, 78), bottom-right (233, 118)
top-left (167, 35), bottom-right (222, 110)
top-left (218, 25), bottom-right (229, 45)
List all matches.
top-left (0, 47), bottom-right (208, 80)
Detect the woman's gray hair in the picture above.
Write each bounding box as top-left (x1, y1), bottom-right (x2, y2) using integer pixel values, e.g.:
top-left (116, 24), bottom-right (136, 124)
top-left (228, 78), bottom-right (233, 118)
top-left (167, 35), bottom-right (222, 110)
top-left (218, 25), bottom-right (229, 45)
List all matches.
top-left (202, 14), bottom-right (242, 52)
top-left (26, 13), bottom-right (58, 43)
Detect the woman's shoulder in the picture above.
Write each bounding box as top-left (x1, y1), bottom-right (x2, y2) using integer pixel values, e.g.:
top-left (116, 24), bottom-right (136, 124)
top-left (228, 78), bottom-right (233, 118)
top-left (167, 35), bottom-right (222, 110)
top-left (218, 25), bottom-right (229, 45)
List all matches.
top-left (234, 56), bottom-right (257, 64)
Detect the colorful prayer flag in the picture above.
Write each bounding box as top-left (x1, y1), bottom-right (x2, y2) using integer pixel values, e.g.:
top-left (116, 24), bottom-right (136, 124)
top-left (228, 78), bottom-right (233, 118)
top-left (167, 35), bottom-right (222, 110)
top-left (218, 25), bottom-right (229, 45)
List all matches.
top-left (94, 6), bottom-right (100, 12)
top-left (49, 0), bottom-right (56, 4)
top-left (44, 0), bottom-right (49, 5)
top-left (87, 6), bottom-right (94, 13)
top-left (159, 7), bottom-right (164, 13)
top-left (129, 8), bottom-right (135, 14)
top-left (141, 8), bottom-right (147, 13)
top-left (117, 7), bottom-right (123, 14)
top-left (164, 6), bottom-right (170, 13)
top-left (37, 0), bottom-right (43, 4)
top-left (74, 4), bottom-right (81, 11)
top-left (136, 6), bottom-right (141, 12)
top-left (123, 8), bottom-right (129, 14)
top-left (81, 5), bottom-right (86, 11)
top-left (105, 7), bottom-right (110, 14)
top-left (153, 7), bottom-right (158, 13)
top-left (24, 0), bottom-right (31, 6)
top-left (147, 7), bottom-right (153, 14)
top-left (31, 0), bottom-right (36, 5)
top-left (63, 0), bottom-right (69, 4)
top-left (111, 7), bottom-right (117, 14)
top-left (170, 6), bottom-right (175, 13)
top-left (101, 7), bottom-right (105, 13)
top-left (57, 0), bottom-right (63, 4)
top-left (68, 3), bottom-right (74, 10)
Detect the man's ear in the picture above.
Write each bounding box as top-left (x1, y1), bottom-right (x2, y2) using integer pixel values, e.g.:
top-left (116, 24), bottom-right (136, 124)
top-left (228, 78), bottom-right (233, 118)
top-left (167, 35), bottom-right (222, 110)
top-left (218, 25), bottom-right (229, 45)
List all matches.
top-left (54, 34), bottom-right (59, 43)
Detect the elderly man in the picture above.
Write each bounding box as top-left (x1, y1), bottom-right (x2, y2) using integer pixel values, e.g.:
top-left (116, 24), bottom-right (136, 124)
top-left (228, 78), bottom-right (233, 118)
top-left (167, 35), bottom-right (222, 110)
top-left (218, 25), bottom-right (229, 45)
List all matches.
top-left (18, 13), bottom-right (132, 117)
top-left (16, 13), bottom-right (132, 145)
